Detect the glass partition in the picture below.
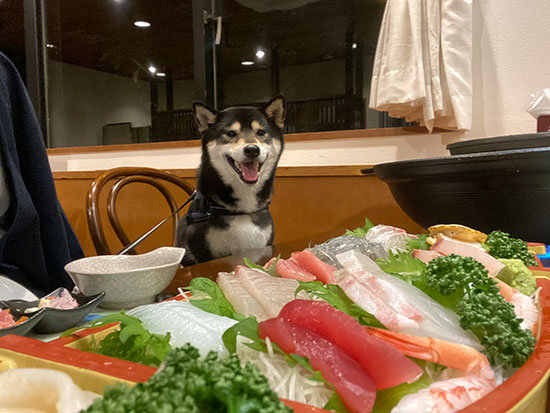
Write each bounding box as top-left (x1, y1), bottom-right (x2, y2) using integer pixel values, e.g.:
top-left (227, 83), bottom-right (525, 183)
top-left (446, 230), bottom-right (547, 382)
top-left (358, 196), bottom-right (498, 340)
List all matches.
top-left (3, 0), bottom-right (415, 147)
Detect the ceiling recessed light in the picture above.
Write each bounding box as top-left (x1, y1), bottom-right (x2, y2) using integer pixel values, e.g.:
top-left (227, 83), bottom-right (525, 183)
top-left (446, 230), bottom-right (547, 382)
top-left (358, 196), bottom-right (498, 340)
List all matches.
top-left (255, 50), bottom-right (265, 59)
top-left (156, 72), bottom-right (166, 77)
top-left (241, 61), bottom-right (254, 66)
top-left (134, 21), bottom-right (151, 28)
top-left (352, 43), bottom-right (357, 49)
top-left (148, 65), bottom-right (157, 74)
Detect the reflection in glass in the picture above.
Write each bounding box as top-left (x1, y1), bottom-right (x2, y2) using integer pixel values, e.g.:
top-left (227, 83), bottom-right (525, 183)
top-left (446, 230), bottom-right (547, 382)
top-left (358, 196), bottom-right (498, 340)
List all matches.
top-left (45, 0), bottom-right (195, 147)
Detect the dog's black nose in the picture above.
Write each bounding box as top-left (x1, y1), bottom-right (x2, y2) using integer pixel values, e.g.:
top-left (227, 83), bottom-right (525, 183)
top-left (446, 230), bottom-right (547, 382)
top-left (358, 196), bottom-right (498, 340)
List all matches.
top-left (243, 144), bottom-right (260, 159)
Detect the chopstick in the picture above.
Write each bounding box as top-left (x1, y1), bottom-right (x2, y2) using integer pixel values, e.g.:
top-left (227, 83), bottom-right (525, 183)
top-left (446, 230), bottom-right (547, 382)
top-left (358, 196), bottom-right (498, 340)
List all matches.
top-left (117, 191), bottom-right (197, 255)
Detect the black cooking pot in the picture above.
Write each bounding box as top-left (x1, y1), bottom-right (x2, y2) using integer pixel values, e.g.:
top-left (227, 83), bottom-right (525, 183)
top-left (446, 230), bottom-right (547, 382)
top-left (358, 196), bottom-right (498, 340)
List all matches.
top-left (367, 147), bottom-right (550, 243)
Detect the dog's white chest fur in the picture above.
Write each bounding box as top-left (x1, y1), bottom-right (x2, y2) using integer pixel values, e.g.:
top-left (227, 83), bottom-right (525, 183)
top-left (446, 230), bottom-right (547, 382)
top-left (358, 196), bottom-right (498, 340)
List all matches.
top-left (205, 215), bottom-right (272, 257)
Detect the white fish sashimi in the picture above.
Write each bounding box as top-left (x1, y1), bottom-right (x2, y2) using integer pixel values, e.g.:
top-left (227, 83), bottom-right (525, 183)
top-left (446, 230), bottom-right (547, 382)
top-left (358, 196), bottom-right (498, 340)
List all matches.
top-left (365, 224), bottom-right (409, 253)
top-left (128, 300), bottom-right (237, 357)
top-left (234, 266), bottom-right (308, 318)
top-left (217, 272), bottom-right (270, 321)
top-left (336, 250), bottom-right (482, 350)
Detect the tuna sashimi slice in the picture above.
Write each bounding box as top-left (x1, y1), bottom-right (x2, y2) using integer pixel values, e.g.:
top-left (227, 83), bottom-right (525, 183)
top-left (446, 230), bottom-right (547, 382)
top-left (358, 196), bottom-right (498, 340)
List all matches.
top-left (279, 300), bottom-right (423, 389)
top-left (275, 259), bottom-right (317, 282)
top-left (412, 249), bottom-right (443, 263)
top-left (235, 266), bottom-right (308, 318)
top-left (291, 250), bottom-right (337, 284)
top-left (259, 317), bottom-right (376, 413)
top-left (430, 234), bottom-right (505, 276)
top-left (216, 272), bottom-right (270, 321)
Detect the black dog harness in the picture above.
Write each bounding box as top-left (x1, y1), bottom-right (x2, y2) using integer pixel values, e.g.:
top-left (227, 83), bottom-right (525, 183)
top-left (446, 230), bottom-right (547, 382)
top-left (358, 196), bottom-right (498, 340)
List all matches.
top-left (185, 190), bottom-right (270, 225)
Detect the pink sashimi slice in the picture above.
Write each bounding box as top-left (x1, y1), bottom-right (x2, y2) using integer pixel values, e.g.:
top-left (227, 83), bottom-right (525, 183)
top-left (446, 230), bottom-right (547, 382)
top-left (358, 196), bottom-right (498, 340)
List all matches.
top-left (412, 249), bottom-right (443, 263)
top-left (279, 300), bottom-right (423, 389)
top-left (275, 259), bottom-right (317, 282)
top-left (338, 271), bottom-right (419, 330)
top-left (290, 250), bottom-right (337, 284)
top-left (259, 317), bottom-right (377, 413)
top-left (430, 235), bottom-right (505, 276)
top-left (0, 310), bottom-right (15, 329)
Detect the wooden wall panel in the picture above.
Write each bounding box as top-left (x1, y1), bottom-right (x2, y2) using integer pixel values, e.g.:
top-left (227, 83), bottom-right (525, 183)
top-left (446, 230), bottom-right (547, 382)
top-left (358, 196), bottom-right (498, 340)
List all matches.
top-left (53, 167), bottom-right (424, 257)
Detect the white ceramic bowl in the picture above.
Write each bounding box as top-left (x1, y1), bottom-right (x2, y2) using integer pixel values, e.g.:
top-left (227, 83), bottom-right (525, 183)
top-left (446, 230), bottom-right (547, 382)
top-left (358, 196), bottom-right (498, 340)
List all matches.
top-left (64, 247), bottom-right (186, 309)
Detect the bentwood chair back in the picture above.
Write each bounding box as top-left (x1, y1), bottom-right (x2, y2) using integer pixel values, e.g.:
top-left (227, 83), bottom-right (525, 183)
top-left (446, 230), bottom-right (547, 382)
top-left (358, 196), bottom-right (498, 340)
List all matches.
top-left (86, 167), bottom-right (194, 255)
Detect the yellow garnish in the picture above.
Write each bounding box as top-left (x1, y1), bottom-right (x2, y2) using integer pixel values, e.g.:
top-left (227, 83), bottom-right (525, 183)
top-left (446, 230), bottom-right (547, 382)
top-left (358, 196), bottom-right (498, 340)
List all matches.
top-left (428, 224), bottom-right (487, 243)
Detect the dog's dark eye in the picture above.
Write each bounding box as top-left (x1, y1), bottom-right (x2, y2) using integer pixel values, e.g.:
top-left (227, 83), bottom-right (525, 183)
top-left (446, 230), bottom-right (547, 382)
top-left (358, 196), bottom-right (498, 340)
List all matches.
top-left (226, 130), bottom-right (237, 138)
top-left (256, 129), bottom-right (266, 136)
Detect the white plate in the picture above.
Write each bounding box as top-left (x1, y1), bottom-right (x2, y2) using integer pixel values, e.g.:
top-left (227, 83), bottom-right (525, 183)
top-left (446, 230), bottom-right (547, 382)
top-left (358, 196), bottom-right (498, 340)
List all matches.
top-left (0, 275), bottom-right (39, 301)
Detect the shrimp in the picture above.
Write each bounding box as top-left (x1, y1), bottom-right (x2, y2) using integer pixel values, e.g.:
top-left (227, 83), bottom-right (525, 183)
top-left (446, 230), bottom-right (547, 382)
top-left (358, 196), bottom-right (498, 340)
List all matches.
top-left (391, 375), bottom-right (496, 413)
top-left (365, 327), bottom-right (494, 382)
top-left (493, 278), bottom-right (539, 334)
top-left (368, 328), bottom-right (498, 412)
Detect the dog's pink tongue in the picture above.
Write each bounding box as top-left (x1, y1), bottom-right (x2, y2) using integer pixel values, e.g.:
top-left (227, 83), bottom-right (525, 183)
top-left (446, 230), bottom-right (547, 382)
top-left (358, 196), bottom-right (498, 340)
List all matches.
top-left (240, 162), bottom-right (259, 182)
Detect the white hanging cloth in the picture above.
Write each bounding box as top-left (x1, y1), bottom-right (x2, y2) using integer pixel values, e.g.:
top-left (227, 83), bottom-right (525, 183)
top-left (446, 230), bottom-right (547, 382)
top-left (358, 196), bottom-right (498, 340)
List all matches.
top-left (369, 0), bottom-right (472, 132)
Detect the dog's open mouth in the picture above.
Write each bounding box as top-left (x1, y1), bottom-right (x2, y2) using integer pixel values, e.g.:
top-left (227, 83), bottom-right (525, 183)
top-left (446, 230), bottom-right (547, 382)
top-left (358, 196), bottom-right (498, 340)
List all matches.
top-left (227, 156), bottom-right (263, 184)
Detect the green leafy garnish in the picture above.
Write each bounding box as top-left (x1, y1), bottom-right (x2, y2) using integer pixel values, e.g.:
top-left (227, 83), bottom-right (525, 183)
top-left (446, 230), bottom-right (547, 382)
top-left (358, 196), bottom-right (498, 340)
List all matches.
top-left (345, 217), bottom-right (375, 237)
top-left (295, 281), bottom-right (385, 328)
top-left (185, 277), bottom-right (244, 321)
top-left (324, 392), bottom-right (350, 413)
top-left (63, 312), bottom-right (172, 367)
top-left (377, 250), bottom-right (426, 285)
top-left (244, 256), bottom-right (281, 277)
top-left (84, 344), bottom-right (291, 413)
top-left (405, 234), bottom-right (430, 251)
top-left (222, 316), bottom-right (263, 354)
top-left (372, 371), bottom-right (432, 412)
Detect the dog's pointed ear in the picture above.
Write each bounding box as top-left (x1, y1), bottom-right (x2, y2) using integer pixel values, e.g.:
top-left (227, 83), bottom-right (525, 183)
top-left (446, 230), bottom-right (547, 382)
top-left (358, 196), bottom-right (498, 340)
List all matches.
top-left (192, 101), bottom-right (218, 133)
top-left (262, 95), bottom-right (285, 129)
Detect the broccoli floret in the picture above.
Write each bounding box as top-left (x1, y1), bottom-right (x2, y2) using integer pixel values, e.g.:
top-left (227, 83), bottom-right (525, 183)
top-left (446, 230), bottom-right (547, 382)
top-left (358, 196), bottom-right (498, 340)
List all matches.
top-left (485, 230), bottom-right (537, 266)
top-left (497, 259), bottom-right (537, 296)
top-left (84, 344), bottom-right (291, 413)
top-left (425, 254), bottom-right (536, 369)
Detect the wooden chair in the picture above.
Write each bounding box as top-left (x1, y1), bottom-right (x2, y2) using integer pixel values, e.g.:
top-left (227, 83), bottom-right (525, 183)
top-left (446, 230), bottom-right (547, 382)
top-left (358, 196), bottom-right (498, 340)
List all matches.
top-left (87, 167), bottom-right (195, 255)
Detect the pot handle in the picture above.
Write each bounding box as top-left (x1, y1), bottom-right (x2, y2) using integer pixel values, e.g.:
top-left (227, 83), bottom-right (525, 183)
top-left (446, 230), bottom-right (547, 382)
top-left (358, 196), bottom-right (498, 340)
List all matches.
top-left (360, 168), bottom-right (375, 176)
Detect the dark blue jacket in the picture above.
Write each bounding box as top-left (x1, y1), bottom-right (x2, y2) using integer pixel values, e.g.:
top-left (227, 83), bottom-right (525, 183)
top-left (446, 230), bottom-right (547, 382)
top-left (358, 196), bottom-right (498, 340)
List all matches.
top-left (0, 52), bottom-right (84, 295)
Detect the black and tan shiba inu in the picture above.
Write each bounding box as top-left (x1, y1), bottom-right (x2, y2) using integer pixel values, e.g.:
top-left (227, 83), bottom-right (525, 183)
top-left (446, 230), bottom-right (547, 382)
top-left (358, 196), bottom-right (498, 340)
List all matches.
top-left (176, 96), bottom-right (285, 265)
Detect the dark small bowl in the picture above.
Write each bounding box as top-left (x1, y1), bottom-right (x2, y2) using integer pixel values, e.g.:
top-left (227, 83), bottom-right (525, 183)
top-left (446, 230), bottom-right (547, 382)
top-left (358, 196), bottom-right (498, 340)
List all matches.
top-left (1, 288), bottom-right (105, 334)
top-left (0, 306), bottom-right (46, 337)
top-left (372, 147), bottom-right (550, 243)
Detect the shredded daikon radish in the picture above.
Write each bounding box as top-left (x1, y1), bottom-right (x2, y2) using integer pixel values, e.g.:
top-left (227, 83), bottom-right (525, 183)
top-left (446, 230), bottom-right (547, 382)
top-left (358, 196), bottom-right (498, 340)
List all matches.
top-left (532, 286), bottom-right (542, 304)
top-left (265, 336), bottom-right (274, 357)
top-left (235, 335), bottom-right (333, 407)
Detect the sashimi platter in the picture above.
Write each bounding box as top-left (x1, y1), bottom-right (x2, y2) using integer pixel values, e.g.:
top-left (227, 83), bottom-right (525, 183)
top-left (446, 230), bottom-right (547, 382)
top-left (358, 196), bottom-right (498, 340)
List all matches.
top-left (1, 220), bottom-right (549, 413)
